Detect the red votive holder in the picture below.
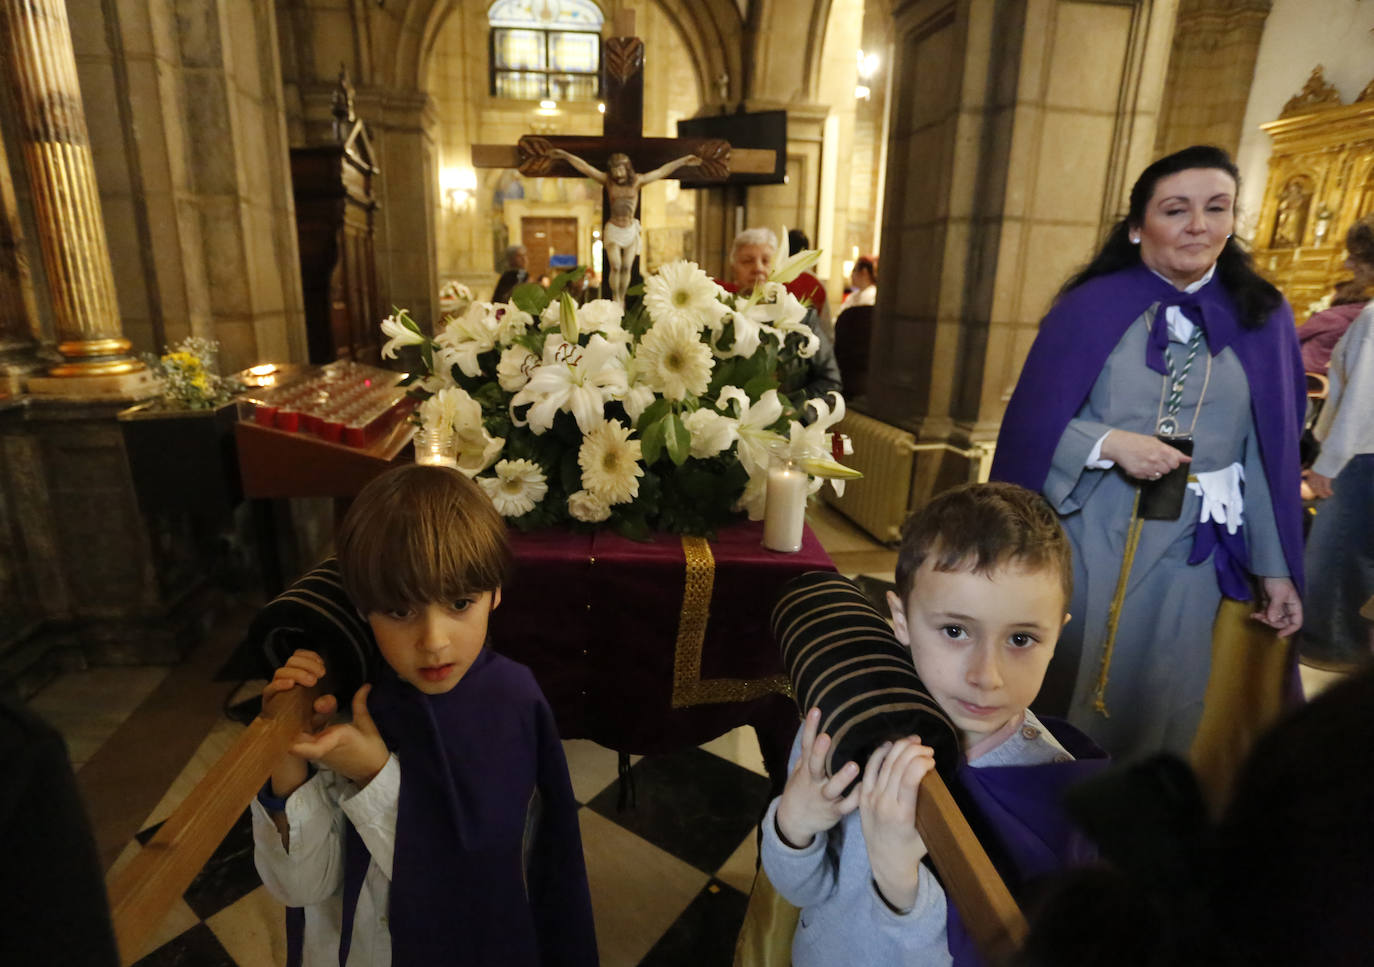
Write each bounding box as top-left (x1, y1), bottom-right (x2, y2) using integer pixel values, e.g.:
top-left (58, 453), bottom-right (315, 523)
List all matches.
top-left (344, 423), bottom-right (367, 447)
top-left (275, 409), bottom-right (300, 432)
top-left (253, 402), bottom-right (277, 426)
top-left (320, 419), bottom-right (343, 443)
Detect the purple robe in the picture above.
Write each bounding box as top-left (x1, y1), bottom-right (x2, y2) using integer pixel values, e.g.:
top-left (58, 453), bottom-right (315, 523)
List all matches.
top-left (990, 262), bottom-right (1306, 592)
top-left (305, 647), bottom-right (598, 967)
top-left (944, 719), bottom-right (1109, 966)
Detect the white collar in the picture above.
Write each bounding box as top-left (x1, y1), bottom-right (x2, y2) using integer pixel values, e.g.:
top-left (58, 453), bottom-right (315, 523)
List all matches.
top-left (1149, 262), bottom-right (1216, 294)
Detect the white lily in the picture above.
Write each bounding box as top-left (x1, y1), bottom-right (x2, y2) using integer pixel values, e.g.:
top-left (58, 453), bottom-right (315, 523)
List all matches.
top-left (380, 311), bottom-right (426, 359)
top-left (742, 282), bottom-right (817, 358)
top-left (768, 224), bottom-right (824, 285)
top-left (435, 302), bottom-right (503, 378)
top-left (509, 333), bottom-right (628, 435)
top-left (716, 386), bottom-right (786, 478)
top-left (418, 387), bottom-right (505, 476)
top-left (784, 392), bottom-right (863, 497)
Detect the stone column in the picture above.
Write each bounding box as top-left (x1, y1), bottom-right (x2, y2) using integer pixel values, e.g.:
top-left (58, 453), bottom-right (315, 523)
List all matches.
top-left (1154, 0), bottom-right (1272, 157)
top-left (0, 0), bottom-right (142, 381)
top-left (0, 128), bottom-right (45, 391)
top-left (870, 0), bottom-right (1179, 503)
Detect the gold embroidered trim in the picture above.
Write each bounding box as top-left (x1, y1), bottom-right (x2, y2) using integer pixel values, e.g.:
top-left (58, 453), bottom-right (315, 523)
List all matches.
top-left (671, 535), bottom-right (792, 708)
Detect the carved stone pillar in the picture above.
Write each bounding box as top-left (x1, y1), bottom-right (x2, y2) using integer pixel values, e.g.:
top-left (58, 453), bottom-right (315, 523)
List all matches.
top-left (0, 0), bottom-right (142, 380)
top-left (1154, 0), bottom-right (1272, 157)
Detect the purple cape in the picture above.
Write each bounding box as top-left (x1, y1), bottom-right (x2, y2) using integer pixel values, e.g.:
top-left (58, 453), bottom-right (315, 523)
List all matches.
top-left (328, 648), bottom-right (598, 967)
top-left (990, 262), bottom-right (1306, 591)
top-left (945, 719), bottom-right (1110, 966)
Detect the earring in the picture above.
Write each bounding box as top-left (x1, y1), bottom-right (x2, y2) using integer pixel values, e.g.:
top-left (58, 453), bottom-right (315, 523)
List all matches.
top-left (1130, 236), bottom-right (1140, 245)
top-left (1226, 233), bottom-right (1233, 239)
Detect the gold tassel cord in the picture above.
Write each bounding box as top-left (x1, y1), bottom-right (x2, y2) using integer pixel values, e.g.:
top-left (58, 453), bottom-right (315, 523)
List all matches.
top-left (1093, 489), bottom-right (1145, 717)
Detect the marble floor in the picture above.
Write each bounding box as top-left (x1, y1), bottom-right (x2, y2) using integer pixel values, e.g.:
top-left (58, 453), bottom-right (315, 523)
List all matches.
top-left (31, 501), bottom-right (896, 967)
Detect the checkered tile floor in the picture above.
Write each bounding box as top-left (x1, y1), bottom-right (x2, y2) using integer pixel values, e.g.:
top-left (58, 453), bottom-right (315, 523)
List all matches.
top-left (119, 699), bottom-right (778, 967)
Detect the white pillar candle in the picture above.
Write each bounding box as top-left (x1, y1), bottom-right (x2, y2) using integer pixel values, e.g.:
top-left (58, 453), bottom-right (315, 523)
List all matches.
top-left (763, 459), bottom-right (808, 552)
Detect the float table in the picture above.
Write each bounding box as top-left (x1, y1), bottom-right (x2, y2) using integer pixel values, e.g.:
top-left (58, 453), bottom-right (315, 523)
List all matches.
top-left (491, 520), bottom-right (834, 784)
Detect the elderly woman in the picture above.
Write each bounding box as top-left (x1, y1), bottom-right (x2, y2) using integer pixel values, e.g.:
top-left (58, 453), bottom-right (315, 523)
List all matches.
top-left (1302, 215), bottom-right (1374, 668)
top-left (993, 145), bottom-right (1305, 762)
top-left (725, 227), bottom-right (842, 411)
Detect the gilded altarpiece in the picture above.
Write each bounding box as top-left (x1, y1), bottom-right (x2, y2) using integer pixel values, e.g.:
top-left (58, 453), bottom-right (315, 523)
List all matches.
top-left (1252, 67), bottom-right (1374, 315)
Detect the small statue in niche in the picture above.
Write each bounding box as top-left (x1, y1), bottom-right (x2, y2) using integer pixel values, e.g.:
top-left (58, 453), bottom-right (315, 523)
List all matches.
top-left (1272, 178), bottom-right (1313, 249)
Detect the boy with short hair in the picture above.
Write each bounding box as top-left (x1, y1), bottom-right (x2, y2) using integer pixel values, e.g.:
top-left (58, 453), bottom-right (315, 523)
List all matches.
top-left (252, 465), bottom-right (598, 967)
top-left (761, 482), bottom-right (1087, 965)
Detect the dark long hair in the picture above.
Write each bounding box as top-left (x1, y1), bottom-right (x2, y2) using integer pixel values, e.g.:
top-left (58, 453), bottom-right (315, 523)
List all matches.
top-left (1059, 145), bottom-right (1282, 330)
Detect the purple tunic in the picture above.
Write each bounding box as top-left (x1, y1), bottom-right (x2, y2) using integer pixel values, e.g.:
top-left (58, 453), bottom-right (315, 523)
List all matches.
top-left (331, 648), bottom-right (598, 967)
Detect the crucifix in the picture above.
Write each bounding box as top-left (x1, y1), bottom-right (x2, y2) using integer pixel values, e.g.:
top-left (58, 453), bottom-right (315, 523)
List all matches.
top-left (471, 10), bottom-right (774, 303)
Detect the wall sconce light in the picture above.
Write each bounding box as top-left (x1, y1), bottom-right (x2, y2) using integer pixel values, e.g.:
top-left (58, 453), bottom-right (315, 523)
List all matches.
top-left (857, 50), bottom-right (880, 80)
top-left (854, 85), bottom-right (871, 100)
top-left (441, 167), bottom-right (477, 212)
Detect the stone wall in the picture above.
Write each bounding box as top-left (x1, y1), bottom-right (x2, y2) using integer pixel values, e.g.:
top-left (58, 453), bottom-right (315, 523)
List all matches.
top-left (69, 0), bottom-right (307, 371)
top-left (869, 0), bottom-right (1178, 500)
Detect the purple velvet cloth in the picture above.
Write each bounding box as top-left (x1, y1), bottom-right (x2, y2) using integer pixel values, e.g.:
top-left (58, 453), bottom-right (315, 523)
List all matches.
top-left (945, 719), bottom-right (1110, 966)
top-left (1298, 301), bottom-right (1365, 375)
top-left (990, 262), bottom-right (1307, 592)
top-left (489, 521), bottom-right (835, 780)
top-left (338, 649), bottom-right (597, 967)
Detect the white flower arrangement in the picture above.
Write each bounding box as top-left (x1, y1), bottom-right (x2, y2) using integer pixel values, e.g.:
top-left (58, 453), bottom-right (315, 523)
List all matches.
top-left (383, 245), bottom-right (858, 536)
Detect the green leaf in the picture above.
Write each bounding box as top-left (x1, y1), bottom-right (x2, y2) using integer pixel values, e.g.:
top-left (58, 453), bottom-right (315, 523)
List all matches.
top-left (625, 282), bottom-right (646, 297)
top-left (664, 413), bottom-right (690, 466)
top-left (549, 265), bottom-right (586, 300)
top-left (638, 397), bottom-right (671, 430)
top-left (639, 416), bottom-right (667, 466)
top-left (511, 283), bottom-right (549, 316)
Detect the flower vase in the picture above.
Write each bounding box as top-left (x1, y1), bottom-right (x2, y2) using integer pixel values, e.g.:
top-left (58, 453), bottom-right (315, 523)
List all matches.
top-left (413, 421), bottom-right (459, 469)
top-left (762, 457), bottom-right (808, 552)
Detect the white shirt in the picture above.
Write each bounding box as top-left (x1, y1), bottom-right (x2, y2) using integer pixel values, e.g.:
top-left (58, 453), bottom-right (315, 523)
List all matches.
top-left (252, 755), bottom-right (401, 967)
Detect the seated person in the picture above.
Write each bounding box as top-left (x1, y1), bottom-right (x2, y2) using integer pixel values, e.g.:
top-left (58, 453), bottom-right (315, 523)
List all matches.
top-left (841, 255), bottom-right (878, 311)
top-left (722, 226), bottom-right (842, 413)
top-left (492, 244), bottom-right (529, 303)
top-left (762, 482), bottom-right (1098, 966)
top-left (252, 465), bottom-right (597, 967)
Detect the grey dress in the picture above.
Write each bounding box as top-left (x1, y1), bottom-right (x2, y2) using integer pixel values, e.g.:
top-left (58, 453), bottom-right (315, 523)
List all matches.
top-left (1039, 309), bottom-right (1288, 761)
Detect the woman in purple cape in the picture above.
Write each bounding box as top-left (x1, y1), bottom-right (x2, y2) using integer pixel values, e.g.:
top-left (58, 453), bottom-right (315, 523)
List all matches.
top-left (991, 146), bottom-right (1306, 764)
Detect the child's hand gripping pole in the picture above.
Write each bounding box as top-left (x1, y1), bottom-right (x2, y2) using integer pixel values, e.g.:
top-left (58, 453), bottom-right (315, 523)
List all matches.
top-left (106, 677), bottom-right (319, 965)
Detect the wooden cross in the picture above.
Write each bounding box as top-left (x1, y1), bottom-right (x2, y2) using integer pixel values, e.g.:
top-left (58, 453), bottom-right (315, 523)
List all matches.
top-left (471, 11), bottom-right (773, 251)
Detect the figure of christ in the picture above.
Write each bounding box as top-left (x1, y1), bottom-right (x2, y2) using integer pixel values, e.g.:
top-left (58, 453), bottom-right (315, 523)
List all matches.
top-left (550, 149), bottom-right (702, 304)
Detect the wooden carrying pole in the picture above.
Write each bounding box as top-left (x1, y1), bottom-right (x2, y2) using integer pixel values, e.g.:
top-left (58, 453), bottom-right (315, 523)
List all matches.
top-left (106, 686), bottom-right (317, 965)
top-left (916, 771), bottom-right (1029, 959)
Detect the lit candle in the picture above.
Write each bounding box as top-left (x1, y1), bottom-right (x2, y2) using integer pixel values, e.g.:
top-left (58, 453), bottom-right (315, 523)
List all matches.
top-left (763, 459), bottom-right (808, 552)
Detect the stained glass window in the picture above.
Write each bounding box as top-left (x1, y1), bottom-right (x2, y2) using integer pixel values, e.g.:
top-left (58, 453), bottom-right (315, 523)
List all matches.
top-left (489, 0), bottom-right (603, 102)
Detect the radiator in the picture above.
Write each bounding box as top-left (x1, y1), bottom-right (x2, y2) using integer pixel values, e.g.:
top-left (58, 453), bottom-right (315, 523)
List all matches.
top-left (821, 411), bottom-right (917, 544)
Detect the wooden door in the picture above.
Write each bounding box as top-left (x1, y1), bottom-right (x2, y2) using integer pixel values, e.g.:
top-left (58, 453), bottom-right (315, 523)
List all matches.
top-left (521, 216), bottom-right (579, 282)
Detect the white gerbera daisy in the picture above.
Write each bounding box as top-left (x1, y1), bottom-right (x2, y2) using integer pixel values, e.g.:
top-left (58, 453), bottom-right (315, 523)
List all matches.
top-left (644, 260), bottom-right (725, 329)
top-left (567, 488), bottom-right (612, 523)
top-left (637, 321), bottom-right (714, 401)
top-left (578, 419), bottom-right (644, 504)
top-left (479, 459), bottom-right (547, 517)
